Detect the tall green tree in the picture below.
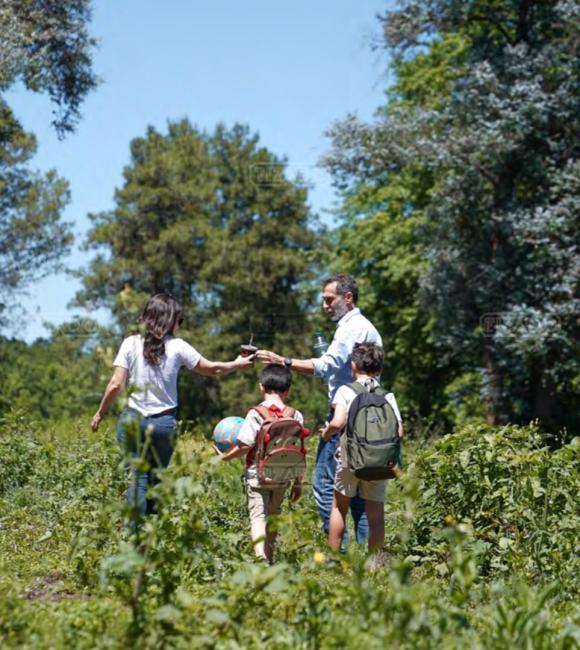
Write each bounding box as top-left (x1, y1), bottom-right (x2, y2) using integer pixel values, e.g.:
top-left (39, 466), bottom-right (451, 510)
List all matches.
top-left (323, 35), bottom-right (471, 432)
top-left (325, 1), bottom-right (579, 432)
top-left (0, 0), bottom-right (98, 136)
top-left (0, 100), bottom-right (72, 321)
top-left (77, 119), bottom-right (324, 421)
top-left (0, 0), bottom-right (98, 322)
top-left (0, 319), bottom-right (110, 419)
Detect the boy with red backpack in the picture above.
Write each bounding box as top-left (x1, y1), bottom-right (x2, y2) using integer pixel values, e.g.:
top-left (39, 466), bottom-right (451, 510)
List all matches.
top-left (218, 364), bottom-right (307, 563)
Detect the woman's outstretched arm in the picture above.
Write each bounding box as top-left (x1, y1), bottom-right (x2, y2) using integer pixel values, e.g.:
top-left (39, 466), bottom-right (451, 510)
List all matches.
top-left (193, 354), bottom-right (255, 377)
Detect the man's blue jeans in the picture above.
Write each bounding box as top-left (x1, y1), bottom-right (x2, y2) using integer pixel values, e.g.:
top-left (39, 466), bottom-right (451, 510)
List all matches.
top-left (312, 434), bottom-right (368, 544)
top-left (116, 408), bottom-right (176, 516)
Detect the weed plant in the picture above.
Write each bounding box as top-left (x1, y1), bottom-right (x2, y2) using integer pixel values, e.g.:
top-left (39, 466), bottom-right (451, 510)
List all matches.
top-left (0, 411), bottom-right (578, 648)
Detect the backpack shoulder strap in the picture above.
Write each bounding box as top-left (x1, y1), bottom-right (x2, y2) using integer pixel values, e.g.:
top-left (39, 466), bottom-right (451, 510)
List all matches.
top-left (281, 405), bottom-right (296, 419)
top-left (346, 381), bottom-right (366, 395)
top-left (345, 383), bottom-right (376, 437)
top-left (248, 405), bottom-right (272, 422)
top-left (348, 380), bottom-right (386, 395)
top-left (245, 405), bottom-right (274, 467)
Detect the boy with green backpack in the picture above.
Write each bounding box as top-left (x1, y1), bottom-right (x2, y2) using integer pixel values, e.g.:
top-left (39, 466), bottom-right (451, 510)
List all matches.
top-left (320, 342), bottom-right (403, 563)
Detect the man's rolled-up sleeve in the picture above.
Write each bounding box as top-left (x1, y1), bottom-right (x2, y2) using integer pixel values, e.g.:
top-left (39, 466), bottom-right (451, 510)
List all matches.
top-left (312, 330), bottom-right (352, 380)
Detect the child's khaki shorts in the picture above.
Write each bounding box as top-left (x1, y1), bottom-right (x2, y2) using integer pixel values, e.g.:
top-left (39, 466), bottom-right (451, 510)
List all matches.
top-left (334, 465), bottom-right (387, 502)
top-left (246, 482), bottom-right (287, 524)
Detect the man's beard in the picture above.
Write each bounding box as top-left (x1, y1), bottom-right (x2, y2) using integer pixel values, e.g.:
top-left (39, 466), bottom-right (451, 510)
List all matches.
top-left (330, 302), bottom-right (349, 322)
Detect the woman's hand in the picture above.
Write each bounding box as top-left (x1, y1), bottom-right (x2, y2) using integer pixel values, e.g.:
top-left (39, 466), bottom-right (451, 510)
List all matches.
top-left (234, 353), bottom-right (256, 370)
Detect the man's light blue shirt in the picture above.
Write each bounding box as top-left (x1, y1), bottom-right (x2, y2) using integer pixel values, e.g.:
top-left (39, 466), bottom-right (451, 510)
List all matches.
top-left (311, 307), bottom-right (382, 404)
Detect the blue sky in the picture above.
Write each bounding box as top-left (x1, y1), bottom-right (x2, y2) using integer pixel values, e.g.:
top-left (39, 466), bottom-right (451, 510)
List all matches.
top-left (7, 0), bottom-right (391, 341)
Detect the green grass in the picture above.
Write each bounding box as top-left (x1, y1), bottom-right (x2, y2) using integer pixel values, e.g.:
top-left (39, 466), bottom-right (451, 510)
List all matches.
top-left (0, 412), bottom-right (578, 649)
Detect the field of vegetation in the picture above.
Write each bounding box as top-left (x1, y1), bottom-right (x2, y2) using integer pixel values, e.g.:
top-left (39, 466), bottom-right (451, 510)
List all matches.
top-left (0, 411), bottom-right (578, 649)
top-left (0, 6), bottom-right (578, 645)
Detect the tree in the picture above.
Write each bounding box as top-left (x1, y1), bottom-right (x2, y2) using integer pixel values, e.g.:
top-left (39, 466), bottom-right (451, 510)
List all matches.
top-left (0, 0), bottom-right (98, 321)
top-left (0, 100), bottom-right (72, 321)
top-left (77, 119), bottom-right (325, 421)
top-left (0, 0), bottom-right (98, 136)
top-left (0, 319), bottom-right (111, 419)
top-left (323, 34), bottom-right (472, 432)
top-left (325, 1), bottom-right (579, 432)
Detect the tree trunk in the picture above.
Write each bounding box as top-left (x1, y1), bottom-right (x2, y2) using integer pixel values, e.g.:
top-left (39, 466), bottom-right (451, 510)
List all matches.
top-left (530, 361), bottom-right (555, 426)
top-left (482, 344), bottom-right (502, 425)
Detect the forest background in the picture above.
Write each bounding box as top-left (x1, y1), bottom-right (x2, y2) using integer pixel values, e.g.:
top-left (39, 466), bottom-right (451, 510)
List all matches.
top-left (0, 0), bottom-right (578, 435)
top-left (0, 2), bottom-right (579, 648)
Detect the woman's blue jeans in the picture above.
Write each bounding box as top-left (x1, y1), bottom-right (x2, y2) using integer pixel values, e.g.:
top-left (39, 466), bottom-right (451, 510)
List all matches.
top-left (312, 434), bottom-right (368, 545)
top-left (116, 408), bottom-right (177, 516)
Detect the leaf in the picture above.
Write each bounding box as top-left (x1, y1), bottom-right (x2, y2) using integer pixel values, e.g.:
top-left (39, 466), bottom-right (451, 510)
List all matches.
top-left (155, 605), bottom-right (182, 623)
top-left (206, 609), bottom-right (230, 626)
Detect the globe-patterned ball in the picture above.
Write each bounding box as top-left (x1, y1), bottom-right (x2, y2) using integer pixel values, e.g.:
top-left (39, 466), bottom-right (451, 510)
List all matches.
top-left (213, 416), bottom-right (244, 453)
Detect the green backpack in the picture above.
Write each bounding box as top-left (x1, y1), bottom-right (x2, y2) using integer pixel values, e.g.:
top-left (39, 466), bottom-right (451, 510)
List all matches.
top-left (342, 382), bottom-right (401, 480)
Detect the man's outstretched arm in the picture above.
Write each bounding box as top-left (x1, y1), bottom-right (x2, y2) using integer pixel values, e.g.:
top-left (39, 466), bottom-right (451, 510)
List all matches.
top-left (255, 350), bottom-right (314, 375)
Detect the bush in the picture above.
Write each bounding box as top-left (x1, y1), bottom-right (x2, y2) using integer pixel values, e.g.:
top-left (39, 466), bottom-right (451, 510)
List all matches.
top-left (0, 412), bottom-right (44, 495)
top-left (408, 424), bottom-right (580, 586)
top-left (0, 413), bottom-right (578, 648)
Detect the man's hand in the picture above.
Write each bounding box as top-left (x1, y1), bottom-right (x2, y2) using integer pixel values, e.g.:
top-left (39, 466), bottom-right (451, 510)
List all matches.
top-left (290, 482), bottom-right (302, 502)
top-left (90, 413), bottom-right (103, 432)
top-left (398, 422), bottom-right (405, 439)
top-left (256, 350), bottom-right (284, 365)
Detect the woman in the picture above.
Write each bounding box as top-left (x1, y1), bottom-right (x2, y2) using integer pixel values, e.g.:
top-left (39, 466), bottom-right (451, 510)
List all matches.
top-left (90, 293), bottom-right (254, 515)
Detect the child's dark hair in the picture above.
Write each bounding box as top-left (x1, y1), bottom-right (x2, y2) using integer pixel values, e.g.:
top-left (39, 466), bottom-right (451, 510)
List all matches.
top-left (260, 364), bottom-right (292, 393)
top-left (352, 342), bottom-right (383, 375)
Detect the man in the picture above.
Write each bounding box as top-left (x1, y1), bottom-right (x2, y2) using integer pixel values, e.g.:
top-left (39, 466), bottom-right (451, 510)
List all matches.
top-left (256, 273), bottom-right (382, 544)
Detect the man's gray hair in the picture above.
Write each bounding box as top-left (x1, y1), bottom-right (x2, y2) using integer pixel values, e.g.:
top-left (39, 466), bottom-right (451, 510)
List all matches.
top-left (323, 273), bottom-right (358, 305)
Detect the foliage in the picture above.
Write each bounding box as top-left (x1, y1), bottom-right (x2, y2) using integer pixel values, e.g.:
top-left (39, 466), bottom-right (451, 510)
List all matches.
top-left (407, 424), bottom-right (579, 587)
top-left (323, 0), bottom-right (580, 432)
top-left (0, 99), bottom-right (73, 319)
top-left (76, 119), bottom-right (327, 421)
top-left (0, 413), bottom-right (578, 648)
top-left (0, 0), bottom-right (98, 136)
top-left (0, 0), bottom-right (97, 324)
top-left (0, 319), bottom-right (114, 419)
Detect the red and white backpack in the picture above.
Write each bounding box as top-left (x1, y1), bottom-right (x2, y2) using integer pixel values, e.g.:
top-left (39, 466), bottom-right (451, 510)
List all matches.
top-left (246, 404), bottom-right (308, 486)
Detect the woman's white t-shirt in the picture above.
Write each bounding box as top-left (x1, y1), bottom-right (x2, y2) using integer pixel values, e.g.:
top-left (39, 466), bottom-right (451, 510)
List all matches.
top-left (113, 335), bottom-right (201, 416)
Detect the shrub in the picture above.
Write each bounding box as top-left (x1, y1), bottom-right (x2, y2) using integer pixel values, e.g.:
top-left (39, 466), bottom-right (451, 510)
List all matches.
top-left (408, 424), bottom-right (580, 587)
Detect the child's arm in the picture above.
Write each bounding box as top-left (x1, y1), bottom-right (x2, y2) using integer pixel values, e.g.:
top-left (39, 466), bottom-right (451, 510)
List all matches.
top-left (386, 392), bottom-right (405, 438)
top-left (319, 404), bottom-right (347, 441)
top-left (217, 442), bottom-right (251, 461)
top-left (290, 479), bottom-right (302, 502)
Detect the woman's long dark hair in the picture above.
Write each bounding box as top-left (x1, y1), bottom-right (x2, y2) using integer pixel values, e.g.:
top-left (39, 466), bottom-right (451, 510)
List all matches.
top-left (140, 293), bottom-right (183, 366)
